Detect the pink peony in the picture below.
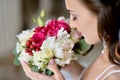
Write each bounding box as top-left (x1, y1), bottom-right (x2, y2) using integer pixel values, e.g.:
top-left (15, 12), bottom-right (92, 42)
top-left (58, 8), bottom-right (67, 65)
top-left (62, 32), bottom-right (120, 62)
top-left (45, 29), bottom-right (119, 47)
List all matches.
top-left (46, 20), bottom-right (70, 36)
top-left (70, 29), bottom-right (82, 43)
top-left (34, 26), bottom-right (48, 35)
top-left (31, 32), bottom-right (46, 49)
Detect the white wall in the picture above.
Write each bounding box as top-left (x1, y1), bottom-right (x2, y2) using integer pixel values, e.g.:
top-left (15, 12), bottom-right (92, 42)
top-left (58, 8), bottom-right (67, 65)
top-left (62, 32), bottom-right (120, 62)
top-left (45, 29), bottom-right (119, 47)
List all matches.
top-left (0, 0), bottom-right (22, 57)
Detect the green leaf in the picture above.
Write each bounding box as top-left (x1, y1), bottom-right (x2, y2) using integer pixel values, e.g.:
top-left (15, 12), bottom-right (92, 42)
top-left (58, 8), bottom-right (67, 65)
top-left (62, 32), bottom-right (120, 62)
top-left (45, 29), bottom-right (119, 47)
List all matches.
top-left (14, 56), bottom-right (20, 65)
top-left (37, 17), bottom-right (44, 26)
top-left (13, 53), bottom-right (21, 65)
top-left (73, 38), bottom-right (92, 54)
top-left (31, 9), bottom-right (46, 26)
top-left (40, 10), bottom-right (46, 18)
top-left (13, 49), bottom-right (21, 65)
top-left (13, 48), bottom-right (17, 56)
top-left (45, 69), bottom-right (54, 76)
top-left (32, 17), bottom-right (37, 24)
top-left (31, 66), bottom-right (39, 72)
top-left (31, 65), bottom-right (43, 73)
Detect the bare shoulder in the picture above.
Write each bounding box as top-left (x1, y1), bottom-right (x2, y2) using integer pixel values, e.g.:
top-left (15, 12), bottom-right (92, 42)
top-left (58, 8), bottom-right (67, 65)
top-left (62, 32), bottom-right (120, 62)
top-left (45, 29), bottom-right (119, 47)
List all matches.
top-left (81, 52), bottom-right (110, 80)
top-left (104, 65), bottom-right (120, 80)
top-left (81, 48), bottom-right (120, 80)
top-left (105, 72), bottom-right (120, 80)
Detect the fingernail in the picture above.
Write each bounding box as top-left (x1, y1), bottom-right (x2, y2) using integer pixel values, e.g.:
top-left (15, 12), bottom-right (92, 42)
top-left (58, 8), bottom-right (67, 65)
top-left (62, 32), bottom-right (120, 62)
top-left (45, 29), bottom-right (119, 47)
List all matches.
top-left (50, 59), bottom-right (55, 64)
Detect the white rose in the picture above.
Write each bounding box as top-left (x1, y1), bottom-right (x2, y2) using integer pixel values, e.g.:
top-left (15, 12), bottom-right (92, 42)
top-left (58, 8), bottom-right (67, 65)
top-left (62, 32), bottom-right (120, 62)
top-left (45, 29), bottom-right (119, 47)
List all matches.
top-left (62, 39), bottom-right (74, 52)
top-left (16, 42), bottom-right (25, 54)
top-left (41, 37), bottom-right (55, 50)
top-left (57, 28), bottom-right (70, 41)
top-left (55, 47), bottom-right (64, 58)
top-left (33, 51), bottom-right (44, 62)
top-left (18, 49), bottom-right (32, 62)
top-left (17, 29), bottom-right (34, 43)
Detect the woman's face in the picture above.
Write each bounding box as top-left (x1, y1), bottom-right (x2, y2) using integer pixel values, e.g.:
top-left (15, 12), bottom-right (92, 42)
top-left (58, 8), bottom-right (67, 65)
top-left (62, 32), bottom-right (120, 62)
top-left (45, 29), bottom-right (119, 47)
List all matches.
top-left (65, 0), bottom-right (100, 44)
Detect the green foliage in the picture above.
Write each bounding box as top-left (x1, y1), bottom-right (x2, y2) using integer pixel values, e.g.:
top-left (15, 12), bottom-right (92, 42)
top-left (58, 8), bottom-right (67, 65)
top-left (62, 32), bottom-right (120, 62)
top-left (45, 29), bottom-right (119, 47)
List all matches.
top-left (45, 69), bottom-right (54, 76)
top-left (13, 49), bottom-right (20, 65)
top-left (31, 65), bottom-right (43, 73)
top-left (32, 10), bottom-right (46, 26)
top-left (73, 38), bottom-right (92, 55)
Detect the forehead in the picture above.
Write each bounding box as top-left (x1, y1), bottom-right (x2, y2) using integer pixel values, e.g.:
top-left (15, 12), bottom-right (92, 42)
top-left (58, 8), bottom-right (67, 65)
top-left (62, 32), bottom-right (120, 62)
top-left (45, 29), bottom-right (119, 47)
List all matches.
top-left (65, 0), bottom-right (80, 9)
top-left (65, 0), bottom-right (87, 12)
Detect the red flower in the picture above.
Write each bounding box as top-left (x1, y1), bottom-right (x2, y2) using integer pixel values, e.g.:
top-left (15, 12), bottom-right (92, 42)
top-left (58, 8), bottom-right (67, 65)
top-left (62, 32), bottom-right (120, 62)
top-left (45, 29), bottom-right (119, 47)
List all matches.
top-left (46, 20), bottom-right (70, 36)
top-left (31, 32), bottom-right (46, 49)
top-left (34, 26), bottom-right (48, 35)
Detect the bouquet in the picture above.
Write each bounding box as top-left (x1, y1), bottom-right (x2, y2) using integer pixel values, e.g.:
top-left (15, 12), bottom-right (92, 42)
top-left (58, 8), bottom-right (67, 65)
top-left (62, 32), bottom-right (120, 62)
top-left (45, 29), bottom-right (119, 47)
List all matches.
top-left (14, 10), bottom-right (90, 76)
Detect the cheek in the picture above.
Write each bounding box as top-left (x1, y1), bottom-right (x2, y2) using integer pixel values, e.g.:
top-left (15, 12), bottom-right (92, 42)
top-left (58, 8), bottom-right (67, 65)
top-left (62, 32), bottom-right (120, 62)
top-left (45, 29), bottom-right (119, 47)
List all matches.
top-left (69, 14), bottom-right (100, 44)
top-left (70, 15), bottom-right (84, 31)
top-left (76, 17), bottom-right (87, 33)
top-left (70, 15), bottom-right (77, 28)
top-left (77, 17), bottom-right (100, 44)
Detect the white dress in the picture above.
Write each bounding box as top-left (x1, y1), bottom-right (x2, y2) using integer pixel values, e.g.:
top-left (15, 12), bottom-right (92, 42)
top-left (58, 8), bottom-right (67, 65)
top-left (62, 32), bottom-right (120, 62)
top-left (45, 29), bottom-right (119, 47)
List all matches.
top-left (95, 64), bottom-right (120, 80)
top-left (78, 64), bottom-right (120, 80)
top-left (78, 43), bottom-right (120, 80)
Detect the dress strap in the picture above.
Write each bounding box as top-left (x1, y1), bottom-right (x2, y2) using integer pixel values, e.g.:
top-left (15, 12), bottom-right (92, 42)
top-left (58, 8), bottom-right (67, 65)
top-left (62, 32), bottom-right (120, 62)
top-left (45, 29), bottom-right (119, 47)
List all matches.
top-left (95, 65), bottom-right (116, 80)
top-left (102, 70), bottom-right (120, 80)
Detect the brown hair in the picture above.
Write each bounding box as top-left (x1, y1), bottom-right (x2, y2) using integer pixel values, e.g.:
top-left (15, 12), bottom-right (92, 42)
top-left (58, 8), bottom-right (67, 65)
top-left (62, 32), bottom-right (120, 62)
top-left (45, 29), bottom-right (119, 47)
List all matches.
top-left (81, 0), bottom-right (120, 65)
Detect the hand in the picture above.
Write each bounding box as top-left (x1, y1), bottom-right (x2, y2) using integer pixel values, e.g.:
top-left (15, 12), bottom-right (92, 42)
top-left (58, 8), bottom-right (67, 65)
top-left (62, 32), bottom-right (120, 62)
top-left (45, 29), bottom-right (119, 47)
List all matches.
top-left (62, 61), bottom-right (84, 79)
top-left (20, 59), bottom-right (65, 80)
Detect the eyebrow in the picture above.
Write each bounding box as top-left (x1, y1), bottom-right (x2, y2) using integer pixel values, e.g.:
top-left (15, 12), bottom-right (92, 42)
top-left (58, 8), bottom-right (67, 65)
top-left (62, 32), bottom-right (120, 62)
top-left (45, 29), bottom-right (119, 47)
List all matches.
top-left (67, 10), bottom-right (74, 12)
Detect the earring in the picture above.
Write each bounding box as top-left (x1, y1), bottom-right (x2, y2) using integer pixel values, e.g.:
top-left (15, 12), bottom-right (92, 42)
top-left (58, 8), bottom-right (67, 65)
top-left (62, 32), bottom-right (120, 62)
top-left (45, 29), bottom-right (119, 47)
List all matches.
top-left (101, 37), bottom-right (107, 54)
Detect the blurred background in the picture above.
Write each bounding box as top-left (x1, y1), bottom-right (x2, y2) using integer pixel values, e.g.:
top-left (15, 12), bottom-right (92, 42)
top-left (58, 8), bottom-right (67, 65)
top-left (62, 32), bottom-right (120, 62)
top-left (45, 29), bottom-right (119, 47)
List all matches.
top-left (0, 0), bottom-right (102, 80)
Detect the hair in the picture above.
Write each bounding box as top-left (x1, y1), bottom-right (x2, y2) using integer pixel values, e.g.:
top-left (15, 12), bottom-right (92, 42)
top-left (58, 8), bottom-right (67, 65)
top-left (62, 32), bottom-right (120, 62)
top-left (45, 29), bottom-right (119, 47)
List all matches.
top-left (81, 0), bottom-right (120, 65)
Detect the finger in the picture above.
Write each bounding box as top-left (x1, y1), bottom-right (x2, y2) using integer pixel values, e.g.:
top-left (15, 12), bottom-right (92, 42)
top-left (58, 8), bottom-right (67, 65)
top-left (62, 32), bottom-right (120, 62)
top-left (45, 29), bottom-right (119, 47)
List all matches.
top-left (20, 60), bottom-right (54, 80)
top-left (20, 60), bottom-right (31, 72)
top-left (49, 59), bottom-right (65, 80)
top-left (49, 59), bottom-right (60, 74)
top-left (20, 60), bottom-right (40, 80)
top-left (20, 60), bottom-right (34, 79)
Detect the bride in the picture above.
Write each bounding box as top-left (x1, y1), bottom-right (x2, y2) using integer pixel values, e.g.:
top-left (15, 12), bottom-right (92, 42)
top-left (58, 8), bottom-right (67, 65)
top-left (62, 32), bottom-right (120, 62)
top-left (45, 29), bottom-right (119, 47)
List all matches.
top-left (20, 0), bottom-right (120, 80)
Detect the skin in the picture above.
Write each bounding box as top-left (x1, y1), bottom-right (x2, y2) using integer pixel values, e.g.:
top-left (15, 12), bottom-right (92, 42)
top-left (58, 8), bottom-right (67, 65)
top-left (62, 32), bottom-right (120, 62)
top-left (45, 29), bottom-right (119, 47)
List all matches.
top-left (21, 0), bottom-right (120, 80)
top-left (65, 0), bottom-right (100, 44)
top-left (20, 59), bottom-right (65, 80)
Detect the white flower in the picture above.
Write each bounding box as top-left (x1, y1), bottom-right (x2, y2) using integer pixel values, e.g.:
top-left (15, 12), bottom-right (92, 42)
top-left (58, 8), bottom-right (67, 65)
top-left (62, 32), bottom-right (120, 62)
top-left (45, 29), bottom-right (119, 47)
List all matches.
top-left (70, 29), bottom-right (82, 43)
top-left (32, 51), bottom-right (47, 69)
top-left (16, 42), bottom-right (24, 54)
top-left (55, 58), bottom-right (71, 66)
top-left (41, 37), bottom-right (55, 50)
top-left (33, 51), bottom-right (43, 62)
top-left (33, 61), bottom-right (46, 69)
top-left (62, 39), bottom-right (74, 52)
top-left (54, 47), bottom-right (64, 58)
top-left (58, 16), bottom-right (65, 21)
top-left (18, 49), bottom-right (32, 62)
top-left (58, 16), bottom-right (69, 24)
top-left (17, 29), bottom-right (34, 44)
top-left (33, 49), bottom-right (54, 62)
top-left (33, 49), bottom-right (54, 70)
top-left (51, 28), bottom-right (77, 66)
top-left (57, 27), bottom-right (70, 42)
top-left (55, 51), bottom-right (77, 66)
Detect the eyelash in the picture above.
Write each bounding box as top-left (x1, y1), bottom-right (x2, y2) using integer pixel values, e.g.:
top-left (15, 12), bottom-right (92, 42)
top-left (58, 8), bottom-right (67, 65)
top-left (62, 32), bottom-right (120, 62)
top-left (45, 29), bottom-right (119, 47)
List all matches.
top-left (70, 14), bottom-right (77, 21)
top-left (73, 16), bottom-right (77, 21)
top-left (69, 12), bottom-right (77, 21)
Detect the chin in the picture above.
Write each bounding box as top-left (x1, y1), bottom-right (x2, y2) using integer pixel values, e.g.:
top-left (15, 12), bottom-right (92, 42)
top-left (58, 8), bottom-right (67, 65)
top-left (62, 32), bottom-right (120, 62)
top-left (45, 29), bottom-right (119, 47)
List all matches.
top-left (84, 37), bottom-right (100, 45)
